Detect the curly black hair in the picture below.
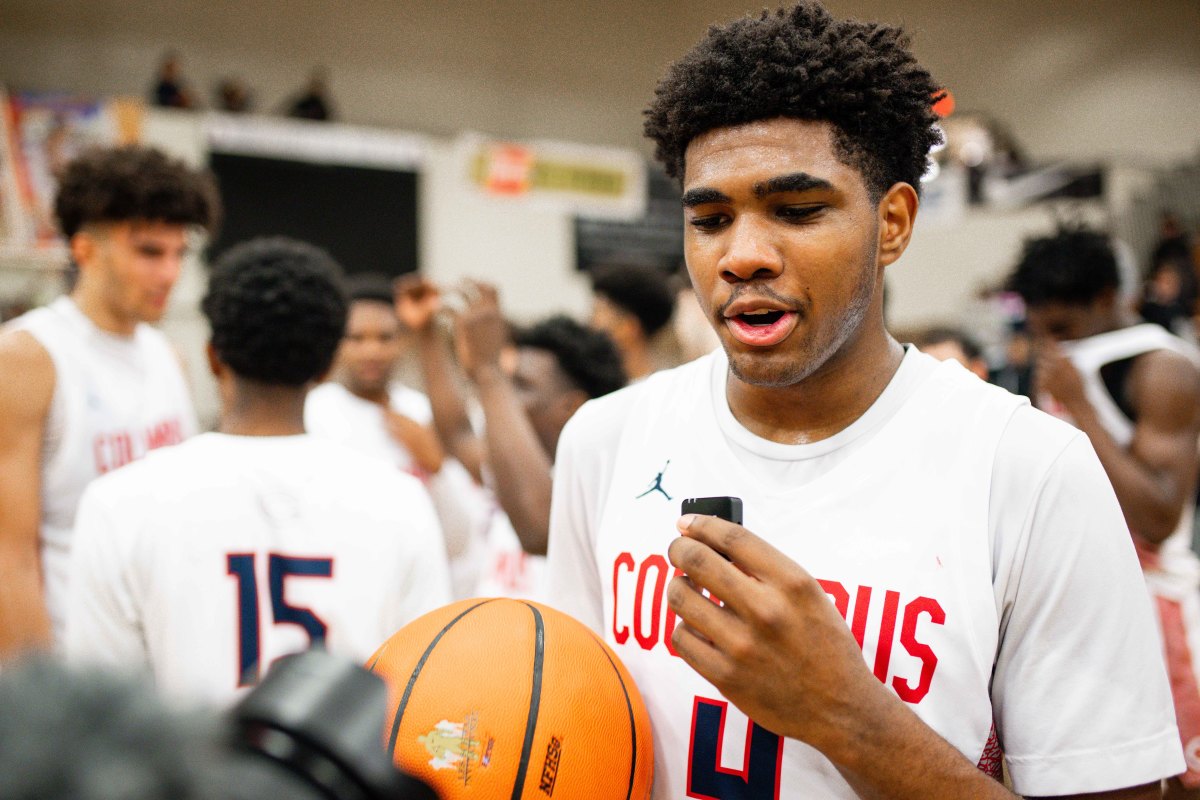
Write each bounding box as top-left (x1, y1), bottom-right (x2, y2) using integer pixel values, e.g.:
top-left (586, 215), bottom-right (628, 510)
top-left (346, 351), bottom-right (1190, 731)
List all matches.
top-left (203, 237), bottom-right (348, 386)
top-left (591, 265), bottom-right (676, 338)
top-left (514, 315), bottom-right (627, 399)
top-left (643, 1), bottom-right (943, 199)
top-left (54, 145), bottom-right (220, 239)
top-left (1008, 227), bottom-right (1120, 307)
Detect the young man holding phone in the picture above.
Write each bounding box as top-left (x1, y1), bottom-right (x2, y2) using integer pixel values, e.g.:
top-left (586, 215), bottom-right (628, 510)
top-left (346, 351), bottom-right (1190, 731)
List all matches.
top-left (546, 3), bottom-right (1182, 797)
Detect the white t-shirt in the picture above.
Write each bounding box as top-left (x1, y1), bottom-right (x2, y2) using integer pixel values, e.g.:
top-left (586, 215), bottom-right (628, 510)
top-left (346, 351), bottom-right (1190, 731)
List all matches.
top-left (65, 432), bottom-right (452, 705)
top-left (305, 380), bottom-right (491, 598)
top-left (547, 347), bottom-right (1183, 797)
top-left (4, 296), bottom-right (198, 642)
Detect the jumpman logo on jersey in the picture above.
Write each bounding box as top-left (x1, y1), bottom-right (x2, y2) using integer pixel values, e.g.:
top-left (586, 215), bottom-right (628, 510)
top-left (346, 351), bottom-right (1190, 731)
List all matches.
top-left (636, 460), bottom-right (673, 501)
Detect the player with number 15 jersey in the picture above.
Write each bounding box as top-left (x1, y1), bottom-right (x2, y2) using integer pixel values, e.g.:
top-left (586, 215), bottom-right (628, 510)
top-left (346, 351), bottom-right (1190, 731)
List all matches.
top-left (65, 238), bottom-right (451, 705)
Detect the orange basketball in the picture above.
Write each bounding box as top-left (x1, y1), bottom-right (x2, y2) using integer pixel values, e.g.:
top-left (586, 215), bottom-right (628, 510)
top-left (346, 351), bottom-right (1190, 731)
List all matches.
top-left (367, 598), bottom-right (654, 800)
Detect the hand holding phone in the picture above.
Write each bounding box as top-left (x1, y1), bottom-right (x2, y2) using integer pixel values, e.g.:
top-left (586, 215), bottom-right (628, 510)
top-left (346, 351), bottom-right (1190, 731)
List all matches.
top-left (681, 496), bottom-right (743, 525)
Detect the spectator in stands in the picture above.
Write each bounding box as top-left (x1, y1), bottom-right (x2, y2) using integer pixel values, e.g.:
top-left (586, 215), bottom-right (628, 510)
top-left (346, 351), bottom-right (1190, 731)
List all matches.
top-left (288, 67), bottom-right (335, 121)
top-left (215, 78), bottom-right (251, 113)
top-left (151, 52), bottom-right (195, 110)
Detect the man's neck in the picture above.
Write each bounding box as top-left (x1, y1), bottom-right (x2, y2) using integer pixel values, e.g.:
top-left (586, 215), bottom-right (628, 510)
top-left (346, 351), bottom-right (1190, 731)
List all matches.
top-left (725, 330), bottom-right (905, 446)
top-left (623, 345), bottom-right (655, 383)
top-left (219, 382), bottom-right (309, 436)
top-left (70, 288), bottom-right (136, 337)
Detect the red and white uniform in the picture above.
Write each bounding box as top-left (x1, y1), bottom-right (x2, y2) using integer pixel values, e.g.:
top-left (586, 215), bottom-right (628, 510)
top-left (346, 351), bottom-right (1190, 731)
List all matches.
top-left (475, 504), bottom-right (547, 602)
top-left (4, 296), bottom-right (197, 643)
top-left (549, 347), bottom-right (1183, 797)
top-left (65, 433), bottom-right (452, 705)
top-left (306, 380), bottom-right (491, 598)
top-left (1041, 322), bottom-right (1200, 785)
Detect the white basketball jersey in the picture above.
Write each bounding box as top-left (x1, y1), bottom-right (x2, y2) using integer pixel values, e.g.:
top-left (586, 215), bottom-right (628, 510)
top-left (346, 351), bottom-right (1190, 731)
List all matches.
top-left (1042, 323), bottom-right (1200, 596)
top-left (474, 506), bottom-right (548, 602)
top-left (305, 380), bottom-right (492, 599)
top-left (65, 433), bottom-right (452, 706)
top-left (305, 381), bottom-right (433, 478)
top-left (549, 349), bottom-right (1183, 797)
top-left (5, 296), bottom-right (198, 641)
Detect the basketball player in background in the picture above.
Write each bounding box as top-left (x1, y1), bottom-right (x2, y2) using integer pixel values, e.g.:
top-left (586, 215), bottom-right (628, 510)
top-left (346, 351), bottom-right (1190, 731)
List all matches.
top-left (589, 265), bottom-right (676, 382)
top-left (1009, 227), bottom-right (1200, 798)
top-left (397, 276), bottom-right (624, 599)
top-left (547, 4), bottom-right (1181, 798)
top-left (305, 274), bottom-right (489, 591)
top-left (0, 145), bottom-right (218, 658)
top-left (911, 325), bottom-right (990, 380)
top-left (65, 238), bottom-right (450, 704)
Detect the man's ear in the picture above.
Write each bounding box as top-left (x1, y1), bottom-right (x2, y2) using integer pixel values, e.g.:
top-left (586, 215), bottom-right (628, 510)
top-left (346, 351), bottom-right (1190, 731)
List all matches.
top-left (205, 342), bottom-right (224, 379)
top-left (69, 229), bottom-right (99, 272)
top-left (877, 182), bottom-right (919, 269)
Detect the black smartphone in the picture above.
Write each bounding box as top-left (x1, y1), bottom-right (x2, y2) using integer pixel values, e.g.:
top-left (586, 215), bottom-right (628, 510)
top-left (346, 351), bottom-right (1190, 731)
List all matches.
top-left (680, 496), bottom-right (743, 525)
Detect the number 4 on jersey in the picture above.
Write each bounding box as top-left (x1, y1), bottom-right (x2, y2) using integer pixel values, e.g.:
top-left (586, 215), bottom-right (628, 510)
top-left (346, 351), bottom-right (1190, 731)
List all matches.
top-left (227, 553), bottom-right (333, 686)
top-left (688, 697), bottom-right (783, 800)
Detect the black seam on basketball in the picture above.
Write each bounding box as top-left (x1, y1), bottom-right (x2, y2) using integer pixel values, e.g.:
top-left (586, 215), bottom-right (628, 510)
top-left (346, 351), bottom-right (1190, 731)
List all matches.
top-left (365, 641), bottom-right (387, 673)
top-left (387, 599), bottom-right (496, 758)
top-left (590, 632), bottom-right (638, 800)
top-left (511, 603), bottom-right (545, 800)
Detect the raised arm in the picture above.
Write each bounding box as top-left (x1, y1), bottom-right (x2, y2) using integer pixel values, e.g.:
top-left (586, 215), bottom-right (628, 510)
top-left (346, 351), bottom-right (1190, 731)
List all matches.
top-left (395, 275), bottom-right (485, 483)
top-left (0, 330), bottom-right (56, 658)
top-left (1038, 342), bottom-right (1200, 543)
top-left (454, 282), bottom-right (553, 556)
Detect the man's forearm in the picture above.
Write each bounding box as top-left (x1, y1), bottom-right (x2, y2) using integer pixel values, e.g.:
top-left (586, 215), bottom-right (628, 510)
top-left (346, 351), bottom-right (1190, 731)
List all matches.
top-left (829, 689), bottom-right (1015, 800)
top-left (0, 548), bottom-right (52, 658)
top-left (415, 328), bottom-right (482, 481)
top-left (473, 366), bottom-right (552, 556)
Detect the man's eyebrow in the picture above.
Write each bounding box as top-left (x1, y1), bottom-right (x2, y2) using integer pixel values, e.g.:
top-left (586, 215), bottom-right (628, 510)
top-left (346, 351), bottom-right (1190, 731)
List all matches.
top-left (681, 187), bottom-right (732, 207)
top-left (753, 172), bottom-right (833, 197)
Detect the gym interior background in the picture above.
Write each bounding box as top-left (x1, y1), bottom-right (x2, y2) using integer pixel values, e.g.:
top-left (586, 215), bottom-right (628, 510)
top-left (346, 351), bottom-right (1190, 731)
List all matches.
top-left (1, 0), bottom-right (1197, 422)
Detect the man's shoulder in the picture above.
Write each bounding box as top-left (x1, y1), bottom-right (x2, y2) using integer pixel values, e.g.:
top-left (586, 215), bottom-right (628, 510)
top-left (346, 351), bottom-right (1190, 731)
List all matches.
top-left (992, 403), bottom-right (1090, 492)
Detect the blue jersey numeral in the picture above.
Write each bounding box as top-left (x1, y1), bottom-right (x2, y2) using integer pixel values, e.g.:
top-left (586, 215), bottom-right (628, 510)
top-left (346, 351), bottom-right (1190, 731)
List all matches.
top-left (688, 697), bottom-right (783, 800)
top-left (226, 553), bottom-right (333, 686)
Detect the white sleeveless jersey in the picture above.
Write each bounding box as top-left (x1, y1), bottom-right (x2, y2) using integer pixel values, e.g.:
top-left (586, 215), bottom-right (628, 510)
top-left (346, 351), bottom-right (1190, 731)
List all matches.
top-left (64, 433), bottom-right (453, 706)
top-left (1040, 323), bottom-right (1200, 596)
top-left (5, 296), bottom-right (197, 641)
top-left (305, 380), bottom-right (493, 599)
top-left (549, 349), bottom-right (1182, 797)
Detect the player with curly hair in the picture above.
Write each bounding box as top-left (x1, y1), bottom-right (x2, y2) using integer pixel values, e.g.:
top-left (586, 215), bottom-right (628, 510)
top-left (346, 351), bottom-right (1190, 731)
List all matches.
top-left (64, 237), bottom-right (451, 704)
top-left (0, 145), bottom-right (219, 658)
top-left (397, 275), bottom-right (625, 600)
top-left (1010, 226), bottom-right (1200, 798)
top-left (547, 3), bottom-right (1182, 798)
